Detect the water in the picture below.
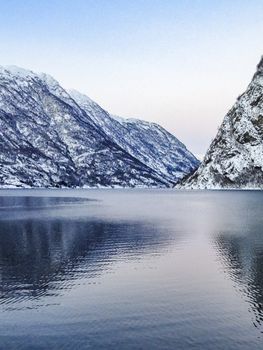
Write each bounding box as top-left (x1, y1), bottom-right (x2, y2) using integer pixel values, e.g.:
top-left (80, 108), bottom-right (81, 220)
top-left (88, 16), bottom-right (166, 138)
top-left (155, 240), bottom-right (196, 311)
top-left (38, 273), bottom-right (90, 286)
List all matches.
top-left (0, 189), bottom-right (263, 349)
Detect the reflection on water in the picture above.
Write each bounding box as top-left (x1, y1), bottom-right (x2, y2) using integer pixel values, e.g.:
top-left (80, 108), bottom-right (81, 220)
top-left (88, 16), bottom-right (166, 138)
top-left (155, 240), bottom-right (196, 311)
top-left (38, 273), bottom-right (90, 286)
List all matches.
top-left (0, 195), bottom-right (176, 311)
top-left (0, 218), bottom-right (172, 307)
top-left (214, 232), bottom-right (263, 332)
top-left (0, 190), bottom-right (263, 350)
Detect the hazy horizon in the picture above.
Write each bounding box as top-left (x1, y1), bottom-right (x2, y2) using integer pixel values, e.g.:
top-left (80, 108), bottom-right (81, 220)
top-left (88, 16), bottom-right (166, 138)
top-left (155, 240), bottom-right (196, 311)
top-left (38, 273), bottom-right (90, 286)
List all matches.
top-left (0, 0), bottom-right (262, 155)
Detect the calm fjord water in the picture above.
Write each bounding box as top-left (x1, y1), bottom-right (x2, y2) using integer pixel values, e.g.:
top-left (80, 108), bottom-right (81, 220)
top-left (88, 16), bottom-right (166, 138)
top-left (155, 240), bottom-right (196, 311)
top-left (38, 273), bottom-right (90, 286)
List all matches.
top-left (0, 189), bottom-right (263, 350)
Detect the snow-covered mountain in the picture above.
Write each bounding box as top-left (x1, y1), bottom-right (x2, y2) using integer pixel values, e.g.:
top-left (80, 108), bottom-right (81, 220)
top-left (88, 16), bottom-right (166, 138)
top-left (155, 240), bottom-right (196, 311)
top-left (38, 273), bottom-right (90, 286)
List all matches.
top-left (181, 57), bottom-right (263, 189)
top-left (0, 66), bottom-right (199, 188)
top-left (69, 89), bottom-right (198, 183)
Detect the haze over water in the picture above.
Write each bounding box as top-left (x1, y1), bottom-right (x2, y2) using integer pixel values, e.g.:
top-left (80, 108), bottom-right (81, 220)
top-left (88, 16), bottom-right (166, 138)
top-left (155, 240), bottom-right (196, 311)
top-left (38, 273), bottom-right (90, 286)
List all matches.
top-left (0, 189), bottom-right (263, 349)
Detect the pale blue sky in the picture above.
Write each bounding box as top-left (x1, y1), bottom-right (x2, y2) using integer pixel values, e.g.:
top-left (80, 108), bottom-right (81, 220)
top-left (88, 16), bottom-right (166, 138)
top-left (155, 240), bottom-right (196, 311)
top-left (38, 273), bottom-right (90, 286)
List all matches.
top-left (0, 0), bottom-right (262, 155)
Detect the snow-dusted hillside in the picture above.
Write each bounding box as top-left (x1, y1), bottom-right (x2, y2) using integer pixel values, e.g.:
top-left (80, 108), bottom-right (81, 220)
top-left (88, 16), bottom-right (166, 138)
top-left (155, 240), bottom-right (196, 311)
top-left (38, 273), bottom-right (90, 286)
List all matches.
top-left (69, 90), bottom-right (199, 183)
top-left (181, 57), bottom-right (263, 189)
top-left (0, 66), bottom-right (198, 188)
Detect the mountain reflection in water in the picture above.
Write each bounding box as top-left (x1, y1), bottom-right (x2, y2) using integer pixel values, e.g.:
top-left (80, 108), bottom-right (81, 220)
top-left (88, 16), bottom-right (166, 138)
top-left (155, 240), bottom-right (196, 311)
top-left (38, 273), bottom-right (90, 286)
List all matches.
top-left (214, 231), bottom-right (263, 333)
top-left (0, 195), bottom-right (174, 309)
top-left (0, 189), bottom-right (263, 350)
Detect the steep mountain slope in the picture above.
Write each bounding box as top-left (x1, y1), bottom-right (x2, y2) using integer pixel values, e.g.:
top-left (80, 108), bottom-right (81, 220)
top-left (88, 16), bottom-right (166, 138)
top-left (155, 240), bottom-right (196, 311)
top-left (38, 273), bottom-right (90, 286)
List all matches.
top-left (181, 57), bottom-right (263, 189)
top-left (0, 67), bottom-right (166, 188)
top-left (69, 89), bottom-right (199, 183)
top-left (0, 66), bottom-right (198, 188)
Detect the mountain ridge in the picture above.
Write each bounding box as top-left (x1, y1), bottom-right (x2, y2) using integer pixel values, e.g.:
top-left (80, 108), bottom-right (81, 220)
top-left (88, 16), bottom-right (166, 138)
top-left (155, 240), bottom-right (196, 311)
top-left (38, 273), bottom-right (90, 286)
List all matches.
top-left (0, 65), bottom-right (199, 188)
top-left (180, 56), bottom-right (263, 189)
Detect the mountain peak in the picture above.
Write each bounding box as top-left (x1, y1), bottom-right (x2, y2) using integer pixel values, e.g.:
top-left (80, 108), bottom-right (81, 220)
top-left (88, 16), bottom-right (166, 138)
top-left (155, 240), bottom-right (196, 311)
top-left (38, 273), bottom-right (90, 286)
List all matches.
top-left (257, 56), bottom-right (263, 71)
top-left (253, 56), bottom-right (263, 81)
top-left (181, 56), bottom-right (263, 189)
top-left (0, 65), bottom-right (36, 79)
top-left (0, 65), bottom-right (61, 87)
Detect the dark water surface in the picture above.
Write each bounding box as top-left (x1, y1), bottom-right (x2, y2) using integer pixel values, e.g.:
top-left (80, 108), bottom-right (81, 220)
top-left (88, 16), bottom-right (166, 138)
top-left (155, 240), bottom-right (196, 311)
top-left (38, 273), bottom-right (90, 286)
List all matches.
top-left (0, 189), bottom-right (263, 349)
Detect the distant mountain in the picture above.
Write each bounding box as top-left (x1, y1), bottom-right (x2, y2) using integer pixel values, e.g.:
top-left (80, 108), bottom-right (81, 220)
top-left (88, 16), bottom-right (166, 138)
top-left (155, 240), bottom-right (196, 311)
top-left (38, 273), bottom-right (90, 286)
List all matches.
top-left (69, 89), bottom-right (199, 184)
top-left (0, 66), bottom-right (199, 188)
top-left (180, 57), bottom-right (263, 189)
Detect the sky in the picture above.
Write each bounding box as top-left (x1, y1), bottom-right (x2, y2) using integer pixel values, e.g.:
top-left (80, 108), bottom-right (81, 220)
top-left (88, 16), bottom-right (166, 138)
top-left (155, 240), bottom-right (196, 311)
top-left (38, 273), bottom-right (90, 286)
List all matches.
top-left (0, 0), bottom-right (262, 157)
